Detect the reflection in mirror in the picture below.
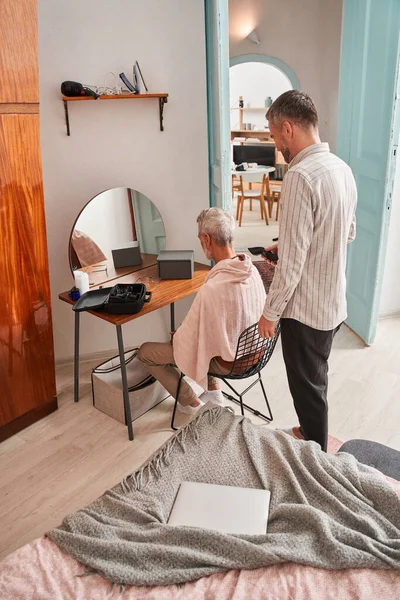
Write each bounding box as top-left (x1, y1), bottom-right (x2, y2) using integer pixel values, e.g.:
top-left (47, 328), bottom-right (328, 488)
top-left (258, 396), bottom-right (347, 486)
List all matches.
top-left (69, 188), bottom-right (166, 287)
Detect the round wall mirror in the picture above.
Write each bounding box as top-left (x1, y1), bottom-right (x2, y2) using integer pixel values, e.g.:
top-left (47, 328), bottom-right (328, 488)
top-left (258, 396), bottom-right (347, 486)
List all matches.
top-left (69, 188), bottom-right (166, 286)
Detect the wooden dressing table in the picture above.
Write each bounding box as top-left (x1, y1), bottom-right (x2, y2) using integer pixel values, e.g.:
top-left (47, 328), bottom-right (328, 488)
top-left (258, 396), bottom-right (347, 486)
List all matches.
top-left (59, 262), bottom-right (210, 441)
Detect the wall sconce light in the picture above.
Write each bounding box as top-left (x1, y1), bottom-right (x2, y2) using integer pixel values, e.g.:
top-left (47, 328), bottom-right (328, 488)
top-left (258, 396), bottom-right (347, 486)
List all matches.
top-left (247, 29), bottom-right (260, 45)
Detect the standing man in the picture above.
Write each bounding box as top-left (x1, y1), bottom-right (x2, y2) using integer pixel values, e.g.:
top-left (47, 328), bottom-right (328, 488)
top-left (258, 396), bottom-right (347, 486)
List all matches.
top-left (258, 90), bottom-right (357, 451)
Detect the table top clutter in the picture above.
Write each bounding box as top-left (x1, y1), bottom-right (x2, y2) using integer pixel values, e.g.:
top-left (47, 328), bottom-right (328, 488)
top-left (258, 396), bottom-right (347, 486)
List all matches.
top-left (59, 262), bottom-right (210, 326)
top-left (232, 166), bottom-right (275, 176)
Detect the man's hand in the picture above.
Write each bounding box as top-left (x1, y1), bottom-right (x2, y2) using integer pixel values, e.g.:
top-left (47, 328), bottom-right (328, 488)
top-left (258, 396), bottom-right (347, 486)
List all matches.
top-left (262, 243), bottom-right (278, 267)
top-left (258, 315), bottom-right (278, 339)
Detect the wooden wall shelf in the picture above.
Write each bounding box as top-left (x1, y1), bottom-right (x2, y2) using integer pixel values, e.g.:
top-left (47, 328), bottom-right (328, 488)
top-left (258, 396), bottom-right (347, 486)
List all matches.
top-left (62, 93), bottom-right (168, 136)
top-left (231, 129), bottom-right (273, 141)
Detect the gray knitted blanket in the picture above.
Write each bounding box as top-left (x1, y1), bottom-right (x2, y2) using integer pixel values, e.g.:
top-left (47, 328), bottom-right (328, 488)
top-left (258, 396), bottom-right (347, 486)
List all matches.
top-left (48, 406), bottom-right (400, 586)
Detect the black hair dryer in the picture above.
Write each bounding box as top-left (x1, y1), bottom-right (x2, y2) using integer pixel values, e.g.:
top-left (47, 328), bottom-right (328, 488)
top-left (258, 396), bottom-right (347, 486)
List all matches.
top-left (61, 81), bottom-right (99, 99)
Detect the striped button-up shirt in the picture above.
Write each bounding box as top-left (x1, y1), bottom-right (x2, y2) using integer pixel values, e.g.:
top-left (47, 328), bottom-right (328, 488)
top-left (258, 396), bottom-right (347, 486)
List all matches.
top-left (263, 143), bottom-right (357, 330)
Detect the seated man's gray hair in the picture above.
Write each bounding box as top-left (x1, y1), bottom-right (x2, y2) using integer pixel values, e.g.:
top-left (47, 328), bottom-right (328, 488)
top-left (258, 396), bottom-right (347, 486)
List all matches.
top-left (197, 208), bottom-right (235, 247)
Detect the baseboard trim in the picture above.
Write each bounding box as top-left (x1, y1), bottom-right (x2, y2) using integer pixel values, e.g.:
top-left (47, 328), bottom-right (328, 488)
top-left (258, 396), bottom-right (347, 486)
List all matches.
top-left (56, 347), bottom-right (137, 368)
top-left (379, 310), bottom-right (400, 320)
top-left (0, 397), bottom-right (58, 443)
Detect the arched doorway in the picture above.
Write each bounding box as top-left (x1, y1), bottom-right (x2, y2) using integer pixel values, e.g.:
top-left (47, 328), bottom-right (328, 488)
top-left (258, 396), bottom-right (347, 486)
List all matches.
top-left (230, 53), bottom-right (299, 87)
top-left (229, 55), bottom-right (298, 132)
top-left (229, 54), bottom-right (299, 249)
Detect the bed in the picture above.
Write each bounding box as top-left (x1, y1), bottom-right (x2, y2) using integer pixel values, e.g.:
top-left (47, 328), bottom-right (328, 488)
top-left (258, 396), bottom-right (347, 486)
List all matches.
top-left (2, 534), bottom-right (400, 600)
top-left (1, 410), bottom-right (400, 600)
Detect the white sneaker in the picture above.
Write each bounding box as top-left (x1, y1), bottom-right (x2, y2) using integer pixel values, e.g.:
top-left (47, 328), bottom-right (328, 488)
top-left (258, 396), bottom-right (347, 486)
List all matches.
top-left (177, 401), bottom-right (204, 415)
top-left (199, 390), bottom-right (224, 406)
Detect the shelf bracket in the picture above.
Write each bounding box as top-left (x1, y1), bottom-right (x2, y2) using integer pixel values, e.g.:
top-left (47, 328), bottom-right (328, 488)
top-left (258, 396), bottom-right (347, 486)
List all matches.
top-left (63, 95), bottom-right (167, 136)
top-left (63, 100), bottom-right (70, 136)
top-left (159, 97), bottom-right (167, 132)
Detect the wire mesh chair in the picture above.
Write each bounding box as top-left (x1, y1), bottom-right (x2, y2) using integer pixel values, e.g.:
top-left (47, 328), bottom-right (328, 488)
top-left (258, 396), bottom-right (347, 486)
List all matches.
top-left (170, 321), bottom-right (281, 430)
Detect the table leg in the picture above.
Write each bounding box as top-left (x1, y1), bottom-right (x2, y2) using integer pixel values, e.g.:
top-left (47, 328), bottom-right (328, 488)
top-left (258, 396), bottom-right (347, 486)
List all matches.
top-left (74, 311), bottom-right (80, 402)
top-left (116, 325), bottom-right (134, 441)
top-left (170, 302), bottom-right (175, 332)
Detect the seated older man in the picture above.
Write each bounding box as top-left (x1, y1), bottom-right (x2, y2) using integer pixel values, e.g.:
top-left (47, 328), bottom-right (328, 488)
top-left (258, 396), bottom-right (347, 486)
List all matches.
top-left (138, 208), bottom-right (266, 412)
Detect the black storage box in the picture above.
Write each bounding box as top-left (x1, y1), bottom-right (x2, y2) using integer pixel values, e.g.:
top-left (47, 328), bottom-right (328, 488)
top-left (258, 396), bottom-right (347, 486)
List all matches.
top-left (157, 250), bottom-right (194, 280)
top-left (111, 241), bottom-right (142, 268)
top-left (72, 283), bottom-right (151, 314)
top-left (106, 283), bottom-right (151, 314)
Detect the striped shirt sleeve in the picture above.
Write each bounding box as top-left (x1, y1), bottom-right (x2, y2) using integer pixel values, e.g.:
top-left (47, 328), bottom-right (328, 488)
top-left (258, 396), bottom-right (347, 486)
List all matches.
top-left (263, 171), bottom-right (314, 321)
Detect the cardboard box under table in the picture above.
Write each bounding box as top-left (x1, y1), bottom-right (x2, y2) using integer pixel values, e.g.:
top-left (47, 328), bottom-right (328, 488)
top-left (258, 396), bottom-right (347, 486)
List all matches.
top-left (92, 349), bottom-right (169, 424)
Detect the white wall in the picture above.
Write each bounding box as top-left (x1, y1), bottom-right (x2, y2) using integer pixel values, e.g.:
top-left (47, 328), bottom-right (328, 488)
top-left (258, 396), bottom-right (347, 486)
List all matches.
top-left (39, 0), bottom-right (209, 360)
top-left (379, 149), bottom-right (400, 316)
top-left (229, 0), bottom-right (343, 149)
top-left (74, 188), bottom-right (133, 259)
top-left (229, 62), bottom-right (292, 130)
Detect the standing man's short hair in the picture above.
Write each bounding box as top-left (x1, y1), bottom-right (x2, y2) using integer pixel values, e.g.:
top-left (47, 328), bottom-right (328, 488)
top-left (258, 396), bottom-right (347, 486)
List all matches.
top-left (267, 90), bottom-right (318, 130)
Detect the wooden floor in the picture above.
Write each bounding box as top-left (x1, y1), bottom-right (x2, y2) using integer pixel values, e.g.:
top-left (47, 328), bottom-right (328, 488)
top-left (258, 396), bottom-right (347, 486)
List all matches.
top-left (1, 317), bottom-right (400, 560)
top-left (233, 195), bottom-right (279, 251)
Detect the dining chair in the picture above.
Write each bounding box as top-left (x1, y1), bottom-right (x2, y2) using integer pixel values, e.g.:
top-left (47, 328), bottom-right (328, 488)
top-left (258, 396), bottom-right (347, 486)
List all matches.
top-left (236, 172), bottom-right (269, 226)
top-left (265, 178), bottom-right (282, 220)
top-left (266, 164), bottom-right (289, 221)
top-left (232, 174), bottom-right (242, 218)
top-left (272, 189), bottom-right (281, 220)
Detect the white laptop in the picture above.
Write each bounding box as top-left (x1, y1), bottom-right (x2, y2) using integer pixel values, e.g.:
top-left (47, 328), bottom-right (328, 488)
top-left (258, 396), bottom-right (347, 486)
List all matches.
top-left (168, 481), bottom-right (270, 535)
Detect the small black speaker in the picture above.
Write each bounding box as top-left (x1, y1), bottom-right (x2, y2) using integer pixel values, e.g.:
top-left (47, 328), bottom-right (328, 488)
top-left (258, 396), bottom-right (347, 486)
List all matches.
top-left (61, 81), bottom-right (99, 99)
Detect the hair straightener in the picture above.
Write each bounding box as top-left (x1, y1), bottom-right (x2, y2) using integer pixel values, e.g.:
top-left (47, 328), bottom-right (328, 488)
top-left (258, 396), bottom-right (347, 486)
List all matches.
top-left (248, 246), bottom-right (279, 263)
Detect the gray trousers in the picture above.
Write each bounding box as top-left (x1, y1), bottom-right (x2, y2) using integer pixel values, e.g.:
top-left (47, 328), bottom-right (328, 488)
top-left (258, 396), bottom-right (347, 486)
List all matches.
top-left (138, 342), bottom-right (229, 406)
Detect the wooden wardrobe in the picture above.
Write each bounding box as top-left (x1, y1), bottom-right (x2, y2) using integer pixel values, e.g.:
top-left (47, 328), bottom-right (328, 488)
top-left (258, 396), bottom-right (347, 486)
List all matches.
top-left (0, 0), bottom-right (57, 442)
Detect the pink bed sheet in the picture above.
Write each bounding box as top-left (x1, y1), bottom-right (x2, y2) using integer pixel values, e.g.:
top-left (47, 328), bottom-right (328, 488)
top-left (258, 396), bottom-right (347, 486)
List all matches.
top-left (1, 437), bottom-right (400, 600)
top-left (1, 535), bottom-right (400, 600)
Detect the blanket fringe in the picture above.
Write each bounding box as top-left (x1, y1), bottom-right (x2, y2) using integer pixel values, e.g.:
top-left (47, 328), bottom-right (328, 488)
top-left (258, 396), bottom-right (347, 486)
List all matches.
top-left (122, 405), bottom-right (232, 493)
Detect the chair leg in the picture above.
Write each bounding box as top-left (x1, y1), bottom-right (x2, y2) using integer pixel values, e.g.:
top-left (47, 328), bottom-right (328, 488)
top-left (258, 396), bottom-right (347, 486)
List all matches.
top-left (275, 194), bottom-right (281, 220)
top-left (239, 393), bottom-right (245, 416)
top-left (250, 198), bottom-right (252, 211)
top-left (258, 375), bottom-right (273, 422)
top-left (221, 379), bottom-right (245, 416)
top-left (268, 197), bottom-right (273, 219)
top-left (238, 196), bottom-right (245, 227)
top-left (171, 372), bottom-right (184, 430)
top-left (260, 195), bottom-right (269, 225)
top-left (238, 196), bottom-right (243, 223)
top-left (236, 195), bottom-right (240, 220)
top-left (264, 177), bottom-right (273, 218)
top-left (220, 375), bottom-right (273, 423)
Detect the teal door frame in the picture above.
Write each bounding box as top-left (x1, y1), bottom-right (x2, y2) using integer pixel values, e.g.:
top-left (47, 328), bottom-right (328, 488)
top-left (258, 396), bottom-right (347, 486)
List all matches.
top-left (205, 0), bottom-right (400, 343)
top-left (337, 0), bottom-right (400, 344)
top-left (204, 0), bottom-right (231, 211)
